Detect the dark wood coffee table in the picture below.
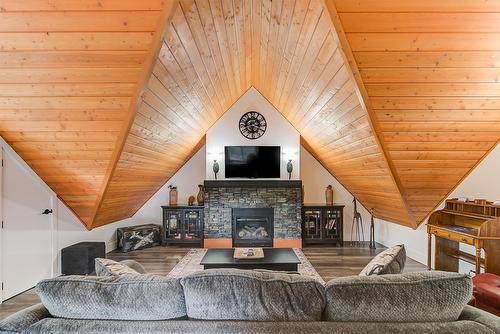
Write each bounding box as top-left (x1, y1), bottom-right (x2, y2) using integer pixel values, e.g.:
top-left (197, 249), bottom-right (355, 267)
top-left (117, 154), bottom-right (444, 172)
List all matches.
top-left (200, 248), bottom-right (300, 272)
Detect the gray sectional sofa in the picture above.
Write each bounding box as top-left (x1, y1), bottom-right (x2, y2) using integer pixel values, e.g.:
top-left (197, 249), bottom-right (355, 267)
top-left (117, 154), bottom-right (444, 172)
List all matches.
top-left (1, 268), bottom-right (499, 334)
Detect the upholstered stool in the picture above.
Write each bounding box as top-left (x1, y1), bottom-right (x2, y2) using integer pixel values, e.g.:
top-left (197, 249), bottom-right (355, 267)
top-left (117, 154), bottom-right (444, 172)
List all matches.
top-left (61, 242), bottom-right (106, 275)
top-left (472, 273), bottom-right (500, 316)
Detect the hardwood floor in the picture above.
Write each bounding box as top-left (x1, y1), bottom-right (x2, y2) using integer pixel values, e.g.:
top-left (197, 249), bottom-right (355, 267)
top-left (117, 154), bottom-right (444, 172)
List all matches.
top-left (0, 244), bottom-right (426, 320)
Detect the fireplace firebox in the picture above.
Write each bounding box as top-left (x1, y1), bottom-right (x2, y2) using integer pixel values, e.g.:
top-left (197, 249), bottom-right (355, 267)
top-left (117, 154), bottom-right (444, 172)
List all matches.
top-left (232, 208), bottom-right (274, 247)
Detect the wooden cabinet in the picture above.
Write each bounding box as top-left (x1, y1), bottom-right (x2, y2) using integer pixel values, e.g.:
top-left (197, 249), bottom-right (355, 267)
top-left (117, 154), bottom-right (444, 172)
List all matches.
top-left (302, 205), bottom-right (344, 246)
top-left (161, 206), bottom-right (204, 246)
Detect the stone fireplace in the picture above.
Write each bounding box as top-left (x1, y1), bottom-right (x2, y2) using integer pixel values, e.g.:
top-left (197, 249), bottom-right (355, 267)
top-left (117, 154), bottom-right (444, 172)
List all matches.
top-left (203, 180), bottom-right (302, 248)
top-left (232, 208), bottom-right (274, 247)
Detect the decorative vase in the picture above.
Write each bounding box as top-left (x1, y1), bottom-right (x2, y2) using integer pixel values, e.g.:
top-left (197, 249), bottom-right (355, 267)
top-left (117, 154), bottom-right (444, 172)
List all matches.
top-left (325, 185), bottom-right (333, 205)
top-left (212, 160), bottom-right (219, 179)
top-left (197, 184), bottom-right (205, 206)
top-left (286, 160), bottom-right (293, 179)
top-left (168, 185), bottom-right (178, 206)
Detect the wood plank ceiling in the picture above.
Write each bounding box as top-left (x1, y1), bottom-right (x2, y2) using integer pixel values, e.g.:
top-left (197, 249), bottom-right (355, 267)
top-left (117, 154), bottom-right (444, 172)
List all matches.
top-left (1, 0), bottom-right (498, 229)
top-left (0, 0), bottom-right (171, 226)
top-left (333, 0), bottom-right (500, 223)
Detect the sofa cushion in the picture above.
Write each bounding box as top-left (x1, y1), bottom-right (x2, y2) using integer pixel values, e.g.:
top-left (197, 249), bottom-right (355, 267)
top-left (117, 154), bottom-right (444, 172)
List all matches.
top-left (36, 275), bottom-right (186, 320)
top-left (181, 269), bottom-right (325, 321)
top-left (94, 258), bottom-right (143, 276)
top-left (324, 271), bottom-right (473, 322)
top-left (359, 244), bottom-right (406, 276)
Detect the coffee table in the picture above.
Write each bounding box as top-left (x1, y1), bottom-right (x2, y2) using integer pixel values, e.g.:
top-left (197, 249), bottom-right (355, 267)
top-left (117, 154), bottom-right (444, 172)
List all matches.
top-left (200, 248), bottom-right (300, 272)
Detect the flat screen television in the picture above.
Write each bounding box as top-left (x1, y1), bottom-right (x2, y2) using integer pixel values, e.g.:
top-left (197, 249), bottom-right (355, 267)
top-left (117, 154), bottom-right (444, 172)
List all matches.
top-left (225, 146), bottom-right (280, 178)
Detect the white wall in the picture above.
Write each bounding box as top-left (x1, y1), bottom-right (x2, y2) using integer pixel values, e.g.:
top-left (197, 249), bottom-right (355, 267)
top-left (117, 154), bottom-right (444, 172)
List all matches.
top-left (205, 87), bottom-right (300, 180)
top-left (0, 137), bottom-right (144, 279)
top-left (300, 146), bottom-right (372, 242)
top-left (375, 143), bottom-right (500, 270)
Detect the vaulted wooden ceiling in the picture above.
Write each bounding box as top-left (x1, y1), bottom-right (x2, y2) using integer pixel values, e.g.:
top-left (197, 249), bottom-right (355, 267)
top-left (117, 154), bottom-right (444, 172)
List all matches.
top-left (1, 0), bottom-right (499, 229)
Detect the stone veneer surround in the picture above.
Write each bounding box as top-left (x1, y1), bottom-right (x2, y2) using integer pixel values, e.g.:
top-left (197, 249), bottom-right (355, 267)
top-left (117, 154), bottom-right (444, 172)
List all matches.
top-left (203, 180), bottom-right (302, 248)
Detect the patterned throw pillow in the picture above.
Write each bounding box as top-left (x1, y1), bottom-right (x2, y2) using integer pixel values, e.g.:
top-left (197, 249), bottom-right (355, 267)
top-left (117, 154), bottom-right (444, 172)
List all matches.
top-left (94, 258), bottom-right (140, 276)
top-left (359, 244), bottom-right (406, 276)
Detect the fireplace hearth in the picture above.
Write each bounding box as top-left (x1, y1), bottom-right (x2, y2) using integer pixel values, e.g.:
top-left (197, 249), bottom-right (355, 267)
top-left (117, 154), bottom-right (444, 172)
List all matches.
top-left (232, 208), bottom-right (273, 247)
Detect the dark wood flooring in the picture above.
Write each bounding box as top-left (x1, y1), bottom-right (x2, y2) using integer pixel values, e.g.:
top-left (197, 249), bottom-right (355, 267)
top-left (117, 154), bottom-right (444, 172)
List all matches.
top-left (0, 244), bottom-right (426, 320)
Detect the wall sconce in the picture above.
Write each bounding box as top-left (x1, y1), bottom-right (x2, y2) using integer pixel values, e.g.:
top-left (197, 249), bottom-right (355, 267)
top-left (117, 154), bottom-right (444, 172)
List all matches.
top-left (212, 159), bottom-right (219, 179)
top-left (286, 160), bottom-right (293, 180)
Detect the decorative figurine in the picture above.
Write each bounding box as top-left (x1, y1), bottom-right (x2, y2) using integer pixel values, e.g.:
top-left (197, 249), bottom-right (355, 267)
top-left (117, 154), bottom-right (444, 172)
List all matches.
top-left (369, 208), bottom-right (376, 249)
top-left (351, 197), bottom-right (365, 246)
top-left (188, 195), bottom-right (195, 206)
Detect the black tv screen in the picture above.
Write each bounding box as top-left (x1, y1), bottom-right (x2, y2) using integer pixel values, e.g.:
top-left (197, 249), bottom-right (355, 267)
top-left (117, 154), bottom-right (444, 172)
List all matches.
top-left (225, 146), bottom-right (280, 178)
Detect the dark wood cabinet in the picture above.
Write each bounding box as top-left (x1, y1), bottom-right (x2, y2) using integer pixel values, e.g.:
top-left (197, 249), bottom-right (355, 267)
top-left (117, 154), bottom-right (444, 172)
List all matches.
top-left (301, 205), bottom-right (344, 246)
top-left (161, 206), bottom-right (204, 246)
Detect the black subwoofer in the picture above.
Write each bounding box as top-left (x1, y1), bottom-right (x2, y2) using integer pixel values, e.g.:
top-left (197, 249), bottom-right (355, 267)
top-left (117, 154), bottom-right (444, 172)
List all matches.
top-left (61, 242), bottom-right (106, 275)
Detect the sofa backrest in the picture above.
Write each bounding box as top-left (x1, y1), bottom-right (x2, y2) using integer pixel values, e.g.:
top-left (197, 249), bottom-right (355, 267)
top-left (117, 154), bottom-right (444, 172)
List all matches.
top-left (180, 269), bottom-right (326, 321)
top-left (324, 271), bottom-right (473, 322)
top-left (34, 270), bottom-right (473, 323)
top-left (36, 274), bottom-right (186, 320)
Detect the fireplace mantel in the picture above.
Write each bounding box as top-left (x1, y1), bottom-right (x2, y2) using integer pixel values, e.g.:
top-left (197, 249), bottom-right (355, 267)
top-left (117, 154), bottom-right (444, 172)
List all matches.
top-left (203, 179), bottom-right (302, 249)
top-left (204, 180), bottom-right (302, 188)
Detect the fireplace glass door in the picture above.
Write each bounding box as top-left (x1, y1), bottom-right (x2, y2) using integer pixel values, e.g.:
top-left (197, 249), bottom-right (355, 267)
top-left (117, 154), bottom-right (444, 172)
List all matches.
top-left (232, 208), bottom-right (274, 247)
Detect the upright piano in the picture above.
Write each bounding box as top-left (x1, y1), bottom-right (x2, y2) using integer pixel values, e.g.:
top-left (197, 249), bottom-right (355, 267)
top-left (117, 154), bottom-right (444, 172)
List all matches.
top-left (427, 199), bottom-right (500, 275)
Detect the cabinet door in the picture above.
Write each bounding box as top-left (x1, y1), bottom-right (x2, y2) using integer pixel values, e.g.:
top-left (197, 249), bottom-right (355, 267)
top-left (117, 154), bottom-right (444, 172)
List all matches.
top-left (184, 210), bottom-right (202, 240)
top-left (324, 209), bottom-right (341, 239)
top-left (165, 210), bottom-right (182, 240)
top-left (303, 209), bottom-right (322, 239)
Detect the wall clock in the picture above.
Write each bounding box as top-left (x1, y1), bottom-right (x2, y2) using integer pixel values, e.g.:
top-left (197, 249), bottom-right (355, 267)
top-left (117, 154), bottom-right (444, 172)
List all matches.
top-left (239, 111), bottom-right (267, 139)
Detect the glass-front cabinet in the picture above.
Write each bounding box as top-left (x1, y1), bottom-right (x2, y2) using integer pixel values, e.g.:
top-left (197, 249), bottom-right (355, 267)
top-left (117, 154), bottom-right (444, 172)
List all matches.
top-left (302, 205), bottom-right (344, 246)
top-left (162, 206), bottom-right (203, 245)
top-left (303, 209), bottom-right (322, 240)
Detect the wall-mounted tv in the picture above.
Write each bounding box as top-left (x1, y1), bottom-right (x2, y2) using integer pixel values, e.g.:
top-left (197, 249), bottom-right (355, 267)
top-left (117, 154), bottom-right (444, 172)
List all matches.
top-left (225, 146), bottom-right (280, 178)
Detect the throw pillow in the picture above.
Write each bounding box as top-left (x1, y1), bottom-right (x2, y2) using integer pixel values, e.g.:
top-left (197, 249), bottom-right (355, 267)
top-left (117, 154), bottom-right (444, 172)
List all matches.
top-left (94, 258), bottom-right (140, 276)
top-left (359, 244), bottom-right (406, 276)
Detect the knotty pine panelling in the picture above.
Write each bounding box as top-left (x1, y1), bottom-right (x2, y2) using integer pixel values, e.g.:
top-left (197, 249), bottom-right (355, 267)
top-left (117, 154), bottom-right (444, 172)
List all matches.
top-left (249, 0), bottom-right (414, 226)
top-left (92, 0), bottom-right (253, 227)
top-left (0, 0), bottom-right (167, 226)
top-left (93, 0), bottom-right (415, 228)
top-left (10, 0), bottom-right (491, 229)
top-left (334, 0), bottom-right (500, 222)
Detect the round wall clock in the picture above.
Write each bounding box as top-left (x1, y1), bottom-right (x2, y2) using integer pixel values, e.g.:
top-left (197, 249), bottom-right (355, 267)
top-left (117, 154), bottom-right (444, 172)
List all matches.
top-left (239, 111), bottom-right (267, 139)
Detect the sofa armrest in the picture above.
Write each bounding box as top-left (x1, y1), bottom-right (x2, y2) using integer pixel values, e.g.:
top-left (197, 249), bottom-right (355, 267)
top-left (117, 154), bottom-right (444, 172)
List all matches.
top-left (0, 304), bottom-right (50, 334)
top-left (459, 305), bottom-right (500, 334)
